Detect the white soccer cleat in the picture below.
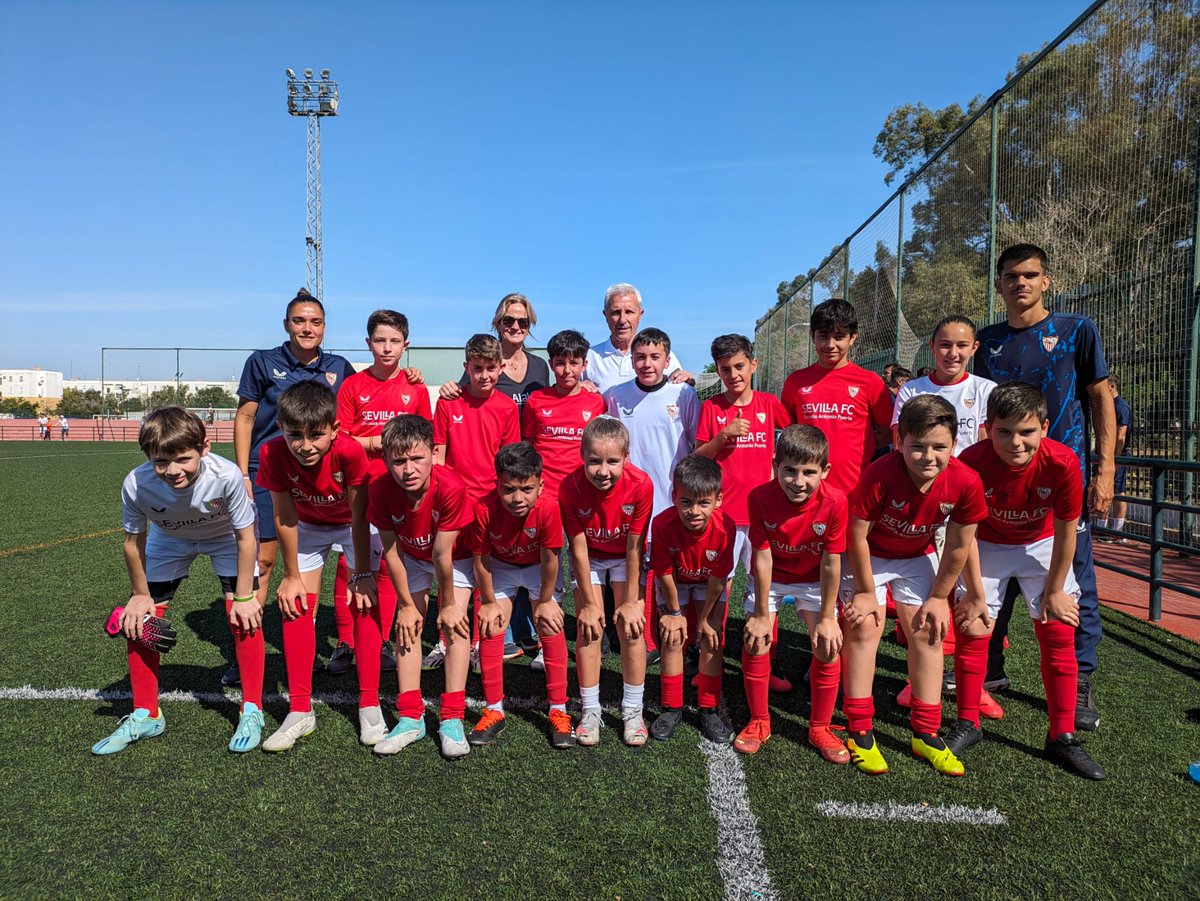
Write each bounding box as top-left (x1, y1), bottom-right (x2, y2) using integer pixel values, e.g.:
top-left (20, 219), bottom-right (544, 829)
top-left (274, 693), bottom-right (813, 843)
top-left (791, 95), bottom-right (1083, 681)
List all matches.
top-left (262, 711), bottom-right (316, 752)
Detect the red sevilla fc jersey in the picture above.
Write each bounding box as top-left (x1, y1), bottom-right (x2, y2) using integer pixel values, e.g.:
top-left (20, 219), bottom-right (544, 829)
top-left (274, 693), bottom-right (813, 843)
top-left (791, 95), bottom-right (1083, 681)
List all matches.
top-left (434, 391), bottom-right (521, 502)
top-left (696, 391), bottom-right (792, 525)
top-left (649, 507), bottom-right (737, 585)
top-left (781, 362), bottom-right (891, 497)
top-left (256, 432), bottom-right (369, 526)
top-left (474, 490), bottom-right (564, 567)
top-left (849, 453), bottom-right (987, 559)
top-left (958, 437), bottom-right (1083, 544)
top-left (521, 386), bottom-right (607, 498)
top-left (559, 463), bottom-right (653, 560)
top-left (337, 369), bottom-right (433, 478)
top-left (367, 465), bottom-right (475, 561)
top-left (748, 480), bottom-right (848, 584)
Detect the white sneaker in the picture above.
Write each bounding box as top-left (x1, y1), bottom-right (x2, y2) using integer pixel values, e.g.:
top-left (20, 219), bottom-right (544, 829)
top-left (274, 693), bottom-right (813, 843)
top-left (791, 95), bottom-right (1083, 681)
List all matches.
top-left (358, 705), bottom-right (387, 746)
top-left (623, 710), bottom-right (649, 747)
top-left (576, 710), bottom-right (604, 746)
top-left (262, 711), bottom-right (316, 752)
top-left (530, 649), bottom-right (545, 672)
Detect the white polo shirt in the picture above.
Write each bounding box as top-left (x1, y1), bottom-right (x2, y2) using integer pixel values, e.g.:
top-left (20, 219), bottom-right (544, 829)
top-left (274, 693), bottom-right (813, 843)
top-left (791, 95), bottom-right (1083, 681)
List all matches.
top-left (586, 337), bottom-right (684, 394)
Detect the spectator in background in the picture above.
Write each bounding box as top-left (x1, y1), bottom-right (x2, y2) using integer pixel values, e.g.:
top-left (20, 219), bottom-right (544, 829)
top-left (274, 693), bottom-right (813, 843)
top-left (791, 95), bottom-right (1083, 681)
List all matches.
top-left (38, 414), bottom-right (49, 440)
top-left (916, 366), bottom-right (934, 378)
top-left (60, 417), bottom-right (70, 440)
top-left (1098, 377), bottom-right (1132, 542)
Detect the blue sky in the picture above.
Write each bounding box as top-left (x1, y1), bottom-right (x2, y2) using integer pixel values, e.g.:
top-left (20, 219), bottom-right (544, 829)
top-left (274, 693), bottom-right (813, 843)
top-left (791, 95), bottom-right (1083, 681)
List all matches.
top-left (0, 0), bottom-right (1088, 380)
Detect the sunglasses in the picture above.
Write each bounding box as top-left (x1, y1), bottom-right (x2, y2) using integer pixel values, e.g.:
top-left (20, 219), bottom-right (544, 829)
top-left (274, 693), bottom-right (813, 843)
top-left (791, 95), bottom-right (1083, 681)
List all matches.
top-left (500, 316), bottom-right (530, 329)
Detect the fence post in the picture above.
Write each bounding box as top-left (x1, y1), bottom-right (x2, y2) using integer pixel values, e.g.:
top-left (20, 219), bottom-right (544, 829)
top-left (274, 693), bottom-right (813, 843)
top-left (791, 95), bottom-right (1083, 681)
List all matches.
top-left (763, 312), bottom-right (772, 395)
top-left (894, 187), bottom-right (905, 360)
top-left (988, 100), bottom-right (999, 321)
top-left (1150, 463), bottom-right (1165, 622)
top-left (842, 244), bottom-right (851, 306)
top-left (1182, 120), bottom-right (1200, 549)
top-left (782, 298), bottom-right (790, 383)
top-left (100, 348), bottom-right (107, 420)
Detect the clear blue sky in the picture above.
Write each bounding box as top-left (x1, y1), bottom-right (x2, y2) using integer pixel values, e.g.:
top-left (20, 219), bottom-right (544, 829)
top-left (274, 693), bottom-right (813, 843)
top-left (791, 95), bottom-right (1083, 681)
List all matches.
top-left (0, 0), bottom-right (1089, 380)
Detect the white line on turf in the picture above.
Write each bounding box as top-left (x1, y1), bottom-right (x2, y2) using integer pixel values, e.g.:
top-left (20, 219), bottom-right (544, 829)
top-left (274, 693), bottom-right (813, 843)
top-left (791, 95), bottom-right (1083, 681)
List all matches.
top-left (816, 800), bottom-right (1007, 826)
top-left (0, 451), bottom-right (140, 461)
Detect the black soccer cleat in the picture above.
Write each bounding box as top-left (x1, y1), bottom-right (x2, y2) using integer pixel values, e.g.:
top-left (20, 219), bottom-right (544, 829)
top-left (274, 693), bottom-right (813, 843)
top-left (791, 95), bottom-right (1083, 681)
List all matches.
top-left (645, 648), bottom-right (662, 668)
top-left (1045, 733), bottom-right (1106, 780)
top-left (944, 718), bottom-right (983, 756)
top-left (683, 644), bottom-right (701, 678)
top-left (220, 661), bottom-right (241, 687)
top-left (380, 640), bottom-right (397, 673)
top-left (650, 707), bottom-right (683, 741)
top-left (699, 707), bottom-right (734, 744)
top-left (1074, 674), bottom-right (1100, 731)
top-left (326, 641), bottom-right (355, 676)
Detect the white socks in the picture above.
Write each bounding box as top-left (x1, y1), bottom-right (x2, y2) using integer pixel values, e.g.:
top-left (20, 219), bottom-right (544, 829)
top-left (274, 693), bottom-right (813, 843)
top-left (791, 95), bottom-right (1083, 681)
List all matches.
top-left (622, 681), bottom-right (645, 716)
top-left (580, 684), bottom-right (600, 713)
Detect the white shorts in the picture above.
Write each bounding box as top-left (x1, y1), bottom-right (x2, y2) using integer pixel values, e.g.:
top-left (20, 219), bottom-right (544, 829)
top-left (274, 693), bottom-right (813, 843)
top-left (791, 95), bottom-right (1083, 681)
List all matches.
top-left (579, 556), bottom-right (627, 587)
top-left (838, 552), bottom-right (937, 607)
top-left (296, 522), bottom-right (382, 574)
top-left (977, 537), bottom-right (1081, 620)
top-left (732, 525), bottom-right (752, 574)
top-left (658, 580), bottom-right (726, 608)
top-left (490, 559), bottom-right (561, 603)
top-left (744, 580), bottom-right (822, 615)
top-left (401, 554), bottom-right (475, 594)
top-left (145, 533), bottom-right (251, 583)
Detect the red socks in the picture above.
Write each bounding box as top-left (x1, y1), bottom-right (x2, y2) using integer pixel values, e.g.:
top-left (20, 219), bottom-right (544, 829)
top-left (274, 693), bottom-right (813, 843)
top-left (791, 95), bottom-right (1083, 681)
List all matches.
top-left (742, 649), bottom-right (771, 722)
top-left (397, 689), bottom-right (424, 719)
top-left (440, 690), bottom-right (466, 722)
top-left (281, 593), bottom-right (318, 713)
top-left (541, 630), bottom-right (569, 707)
top-left (352, 570), bottom-right (399, 707)
top-left (809, 657), bottom-right (841, 729)
top-left (953, 626), bottom-right (990, 728)
top-left (480, 632), bottom-right (505, 707)
top-left (843, 695), bottom-right (874, 734)
top-left (697, 672), bottom-right (722, 709)
top-left (909, 696), bottom-right (942, 736)
top-left (333, 555), bottom-right (354, 648)
top-left (1035, 618), bottom-right (1078, 737)
top-left (661, 672), bottom-right (684, 709)
top-left (224, 598), bottom-right (265, 708)
top-left (126, 603), bottom-right (167, 716)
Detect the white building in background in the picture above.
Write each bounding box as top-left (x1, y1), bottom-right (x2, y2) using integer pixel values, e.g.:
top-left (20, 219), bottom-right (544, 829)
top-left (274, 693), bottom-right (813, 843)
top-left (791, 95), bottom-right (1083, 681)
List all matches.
top-left (65, 378), bottom-right (241, 400)
top-left (0, 368), bottom-right (64, 405)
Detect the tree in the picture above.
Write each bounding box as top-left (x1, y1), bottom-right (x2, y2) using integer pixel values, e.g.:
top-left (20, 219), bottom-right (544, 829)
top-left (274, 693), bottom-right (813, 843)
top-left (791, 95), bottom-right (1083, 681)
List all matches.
top-left (190, 385), bottom-right (238, 409)
top-left (57, 388), bottom-right (104, 418)
top-left (0, 398), bottom-right (38, 418)
top-left (145, 385), bottom-right (192, 411)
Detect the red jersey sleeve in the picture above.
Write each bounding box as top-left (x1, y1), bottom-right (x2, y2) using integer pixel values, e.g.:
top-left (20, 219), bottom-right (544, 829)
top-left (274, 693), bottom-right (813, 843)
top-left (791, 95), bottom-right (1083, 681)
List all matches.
top-left (824, 491), bottom-right (849, 555)
top-left (520, 402), bottom-right (536, 440)
top-left (336, 382), bottom-right (357, 438)
top-left (433, 399), bottom-right (451, 446)
top-left (649, 510), bottom-right (675, 572)
top-left (473, 499), bottom-right (492, 555)
top-left (780, 372), bottom-right (799, 422)
top-left (747, 484), bottom-right (771, 549)
top-left (712, 514), bottom-right (737, 581)
top-left (868, 378), bottom-right (892, 431)
top-left (340, 436), bottom-right (370, 486)
top-left (367, 474), bottom-right (396, 531)
top-left (1054, 455), bottom-right (1084, 521)
top-left (559, 473), bottom-right (585, 538)
top-left (415, 388), bottom-right (433, 421)
top-left (848, 466), bottom-right (887, 522)
top-left (255, 440), bottom-right (287, 493)
top-left (769, 393), bottom-right (793, 428)
top-left (951, 468), bottom-right (988, 525)
top-left (538, 499), bottom-right (565, 550)
top-left (630, 475), bottom-right (653, 536)
top-left (502, 403), bottom-right (520, 446)
top-left (437, 471), bottom-right (475, 533)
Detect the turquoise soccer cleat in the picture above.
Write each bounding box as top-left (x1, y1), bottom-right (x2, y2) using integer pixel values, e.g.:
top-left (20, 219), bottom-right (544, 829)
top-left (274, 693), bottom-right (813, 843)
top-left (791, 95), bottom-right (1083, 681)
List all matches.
top-left (229, 702), bottom-right (264, 753)
top-left (92, 708), bottom-right (165, 755)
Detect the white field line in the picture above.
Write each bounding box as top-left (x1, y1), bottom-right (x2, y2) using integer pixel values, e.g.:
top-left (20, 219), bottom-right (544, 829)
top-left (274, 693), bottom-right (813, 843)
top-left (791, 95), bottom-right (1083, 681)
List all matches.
top-left (816, 800), bottom-right (1008, 826)
top-left (0, 451), bottom-right (139, 461)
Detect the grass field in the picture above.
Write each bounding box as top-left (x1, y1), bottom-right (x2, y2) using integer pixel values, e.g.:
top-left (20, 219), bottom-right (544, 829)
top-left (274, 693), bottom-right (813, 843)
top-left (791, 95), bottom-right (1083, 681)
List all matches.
top-left (1, 441), bottom-right (1198, 899)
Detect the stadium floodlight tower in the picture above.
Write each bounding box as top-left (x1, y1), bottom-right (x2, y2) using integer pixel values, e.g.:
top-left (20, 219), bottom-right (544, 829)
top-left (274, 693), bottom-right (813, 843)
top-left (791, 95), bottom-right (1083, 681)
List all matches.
top-left (285, 67), bottom-right (339, 303)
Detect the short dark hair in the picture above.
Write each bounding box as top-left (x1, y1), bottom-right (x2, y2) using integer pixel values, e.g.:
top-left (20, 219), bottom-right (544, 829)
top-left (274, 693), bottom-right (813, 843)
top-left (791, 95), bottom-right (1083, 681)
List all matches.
top-left (367, 309), bottom-right (410, 339)
top-left (888, 366), bottom-right (913, 388)
top-left (465, 333), bottom-right (502, 364)
top-left (987, 381), bottom-right (1048, 424)
top-left (547, 329), bottom-right (590, 360)
top-left (632, 327), bottom-right (671, 357)
top-left (581, 416), bottom-right (629, 455)
top-left (286, 287), bottom-right (324, 315)
top-left (897, 394), bottom-right (958, 441)
top-left (710, 334), bottom-right (754, 363)
top-left (495, 441), bottom-right (543, 481)
top-left (139, 407), bottom-right (207, 458)
top-left (380, 413), bottom-right (435, 456)
top-left (672, 454), bottom-right (722, 498)
top-left (996, 243), bottom-right (1049, 278)
top-left (775, 424), bottom-right (828, 467)
top-left (1108, 375), bottom-right (1121, 393)
top-left (810, 298), bottom-right (858, 336)
top-left (276, 380), bottom-right (338, 432)
top-left (931, 315), bottom-right (977, 340)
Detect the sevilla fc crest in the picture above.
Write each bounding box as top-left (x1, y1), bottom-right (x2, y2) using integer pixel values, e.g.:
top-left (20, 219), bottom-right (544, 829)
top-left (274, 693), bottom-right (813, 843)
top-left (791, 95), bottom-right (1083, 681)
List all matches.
top-left (621, 504), bottom-right (635, 516)
top-left (705, 549), bottom-right (718, 561)
top-left (582, 411), bottom-right (592, 422)
top-left (1037, 486), bottom-right (1052, 499)
top-left (333, 471), bottom-right (344, 483)
top-left (207, 498), bottom-right (226, 513)
top-left (756, 411), bottom-right (767, 424)
top-left (665, 404), bottom-right (679, 420)
top-left (848, 386), bottom-right (860, 398)
top-left (813, 522), bottom-right (826, 536)
top-left (401, 394), bottom-right (411, 405)
top-left (325, 372), bottom-right (338, 387)
top-left (964, 398), bottom-right (975, 408)
top-left (939, 502), bottom-right (954, 516)
top-left (1042, 335), bottom-right (1059, 353)
top-left (524, 527), bottom-right (537, 538)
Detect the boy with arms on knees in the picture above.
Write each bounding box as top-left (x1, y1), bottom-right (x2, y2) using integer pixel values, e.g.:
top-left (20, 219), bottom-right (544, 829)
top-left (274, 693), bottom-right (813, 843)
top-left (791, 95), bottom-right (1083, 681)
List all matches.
top-left (843, 396), bottom-right (987, 776)
top-left (255, 381), bottom-right (376, 751)
top-left (473, 442), bottom-right (574, 749)
top-left (951, 383), bottom-right (1105, 779)
top-left (94, 407), bottom-right (263, 755)
top-left (560, 417), bottom-right (654, 746)
top-left (738, 425), bottom-right (848, 759)
top-left (648, 455), bottom-right (737, 743)
top-left (368, 415), bottom-right (477, 759)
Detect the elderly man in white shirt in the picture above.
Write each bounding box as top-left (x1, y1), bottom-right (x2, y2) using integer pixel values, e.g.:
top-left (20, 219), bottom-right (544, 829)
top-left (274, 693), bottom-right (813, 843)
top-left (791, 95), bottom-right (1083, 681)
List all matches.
top-left (584, 283), bottom-right (694, 393)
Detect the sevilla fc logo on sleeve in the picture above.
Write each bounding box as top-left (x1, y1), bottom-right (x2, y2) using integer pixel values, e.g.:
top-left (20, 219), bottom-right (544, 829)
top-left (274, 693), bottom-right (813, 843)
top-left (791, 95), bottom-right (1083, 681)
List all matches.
top-left (813, 522), bottom-right (826, 536)
top-left (705, 549), bottom-right (718, 561)
top-left (848, 386), bottom-right (860, 398)
top-left (621, 504), bottom-right (635, 516)
top-left (325, 372), bottom-right (338, 387)
top-left (207, 498), bottom-right (227, 513)
top-left (1037, 486), bottom-right (1052, 499)
top-left (939, 502), bottom-right (954, 516)
top-left (1042, 335), bottom-right (1059, 352)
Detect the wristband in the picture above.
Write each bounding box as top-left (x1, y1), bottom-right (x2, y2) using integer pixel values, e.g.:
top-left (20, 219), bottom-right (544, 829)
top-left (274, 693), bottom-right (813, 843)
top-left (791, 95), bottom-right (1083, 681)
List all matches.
top-left (664, 608), bottom-right (683, 617)
top-left (232, 593), bottom-right (257, 603)
top-left (350, 572), bottom-right (376, 583)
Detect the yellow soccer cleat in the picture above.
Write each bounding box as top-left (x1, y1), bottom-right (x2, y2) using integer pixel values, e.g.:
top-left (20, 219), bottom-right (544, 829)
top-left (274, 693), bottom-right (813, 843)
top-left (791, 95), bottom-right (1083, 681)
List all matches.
top-left (911, 735), bottom-right (965, 777)
top-left (847, 732), bottom-right (889, 775)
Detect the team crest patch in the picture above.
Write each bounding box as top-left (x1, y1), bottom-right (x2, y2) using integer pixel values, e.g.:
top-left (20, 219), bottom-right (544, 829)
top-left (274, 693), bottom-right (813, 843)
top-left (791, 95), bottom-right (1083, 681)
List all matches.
top-left (813, 522), bottom-right (826, 536)
top-left (1042, 335), bottom-right (1059, 353)
top-left (333, 471), bottom-right (344, 483)
top-left (1037, 486), bottom-right (1052, 499)
top-left (524, 527), bottom-right (537, 538)
top-left (207, 498), bottom-right (226, 513)
top-left (756, 411), bottom-right (767, 423)
top-left (582, 411), bottom-right (592, 422)
top-left (939, 502), bottom-right (954, 516)
top-left (964, 398), bottom-right (975, 408)
top-left (621, 504), bottom-right (635, 516)
top-left (665, 404), bottom-right (679, 420)
top-left (325, 372), bottom-right (338, 386)
top-left (401, 394), bottom-right (411, 405)
top-left (705, 549), bottom-right (718, 561)
top-left (848, 386), bottom-right (860, 398)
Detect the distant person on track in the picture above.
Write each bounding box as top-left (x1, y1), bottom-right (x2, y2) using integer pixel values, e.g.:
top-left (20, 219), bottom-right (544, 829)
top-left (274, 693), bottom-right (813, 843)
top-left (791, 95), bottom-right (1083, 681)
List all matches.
top-left (38, 414), bottom-right (50, 440)
top-left (59, 417), bottom-right (70, 440)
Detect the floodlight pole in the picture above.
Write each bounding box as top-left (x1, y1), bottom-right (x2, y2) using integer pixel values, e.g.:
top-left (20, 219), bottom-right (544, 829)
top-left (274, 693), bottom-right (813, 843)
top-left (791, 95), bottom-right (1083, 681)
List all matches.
top-left (286, 68), bottom-right (339, 302)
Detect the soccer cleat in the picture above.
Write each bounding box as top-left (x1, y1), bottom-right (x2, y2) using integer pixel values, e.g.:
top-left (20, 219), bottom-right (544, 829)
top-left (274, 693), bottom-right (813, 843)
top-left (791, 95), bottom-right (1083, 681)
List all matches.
top-left (229, 703), bottom-right (264, 753)
top-left (699, 708), bottom-right (734, 744)
top-left (600, 631), bottom-right (613, 658)
top-left (911, 734), bottom-right (965, 776)
top-left (312, 655), bottom-right (326, 674)
top-left (438, 719), bottom-right (471, 759)
top-left (650, 707), bottom-right (683, 741)
top-left (467, 709), bottom-right (507, 746)
top-left (422, 640), bottom-right (446, 671)
top-left (518, 636), bottom-right (542, 655)
top-left (502, 642), bottom-right (524, 662)
top-left (469, 642), bottom-right (481, 675)
top-left (944, 718), bottom-right (983, 756)
top-left (530, 649), bottom-right (545, 672)
top-left (808, 725), bottom-right (850, 764)
top-left (547, 709), bottom-right (576, 749)
top-left (1045, 733), bottom-right (1106, 780)
top-left (373, 716), bottom-right (426, 755)
top-left (941, 670), bottom-right (956, 694)
top-left (734, 718), bottom-right (771, 754)
top-left (979, 689), bottom-right (1005, 720)
top-left (325, 641), bottom-right (355, 676)
top-left (380, 640), bottom-right (397, 673)
top-left (847, 732), bottom-right (888, 775)
top-left (358, 706), bottom-right (387, 747)
top-left (576, 710), bottom-right (604, 747)
top-left (221, 662), bottom-right (241, 687)
top-left (683, 644), bottom-right (701, 678)
top-left (262, 711), bottom-right (317, 752)
top-left (91, 708), bottom-right (165, 755)
top-left (896, 682), bottom-right (913, 708)
top-left (622, 711), bottom-right (649, 747)
top-left (769, 672), bottom-right (794, 693)
top-left (1075, 674), bottom-right (1100, 731)
top-left (982, 671), bottom-right (1010, 692)
top-left (1189, 761), bottom-right (1200, 785)
top-left (645, 648), bottom-right (661, 668)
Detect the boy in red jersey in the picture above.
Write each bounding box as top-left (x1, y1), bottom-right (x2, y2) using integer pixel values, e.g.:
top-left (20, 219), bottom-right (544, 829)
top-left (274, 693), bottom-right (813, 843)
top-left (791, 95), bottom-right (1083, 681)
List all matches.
top-left (843, 395), bottom-right (987, 776)
top-left (781, 299), bottom-right (891, 497)
top-left (696, 333), bottom-right (793, 690)
top-left (560, 417), bottom-right (654, 747)
top-left (434, 333), bottom-right (521, 502)
top-left (522, 329), bottom-right (607, 499)
top-left (472, 442), bottom-right (574, 749)
top-left (368, 415), bottom-right (478, 759)
top-left (255, 381), bottom-right (376, 752)
top-left (951, 382), bottom-right (1105, 779)
top-left (738, 425), bottom-right (848, 758)
top-left (648, 455), bottom-right (737, 744)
